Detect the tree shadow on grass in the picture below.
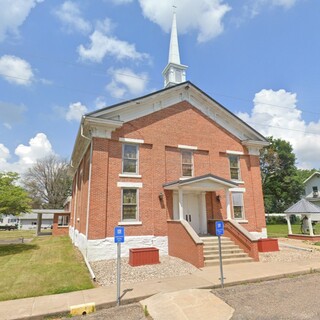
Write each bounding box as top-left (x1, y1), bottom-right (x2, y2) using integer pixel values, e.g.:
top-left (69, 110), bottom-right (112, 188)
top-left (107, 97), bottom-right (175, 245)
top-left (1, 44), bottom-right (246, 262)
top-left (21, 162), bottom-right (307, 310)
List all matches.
top-left (0, 244), bottom-right (39, 256)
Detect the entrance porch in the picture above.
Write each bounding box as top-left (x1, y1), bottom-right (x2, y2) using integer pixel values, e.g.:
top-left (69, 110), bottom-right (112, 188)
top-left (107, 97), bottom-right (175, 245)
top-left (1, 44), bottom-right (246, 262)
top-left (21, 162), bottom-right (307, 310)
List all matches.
top-left (164, 173), bottom-right (238, 235)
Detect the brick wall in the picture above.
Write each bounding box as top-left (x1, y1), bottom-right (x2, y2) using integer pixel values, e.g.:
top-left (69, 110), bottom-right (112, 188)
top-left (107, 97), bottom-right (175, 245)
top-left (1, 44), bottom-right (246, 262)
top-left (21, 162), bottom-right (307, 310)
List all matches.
top-left (52, 213), bottom-right (70, 236)
top-left (167, 220), bottom-right (204, 268)
top-left (72, 101), bottom-right (266, 241)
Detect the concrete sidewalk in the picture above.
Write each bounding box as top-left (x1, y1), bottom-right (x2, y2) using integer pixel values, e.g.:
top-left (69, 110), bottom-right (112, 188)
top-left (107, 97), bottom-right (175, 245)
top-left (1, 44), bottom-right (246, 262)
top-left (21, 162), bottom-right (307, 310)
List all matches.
top-left (1, 256), bottom-right (320, 320)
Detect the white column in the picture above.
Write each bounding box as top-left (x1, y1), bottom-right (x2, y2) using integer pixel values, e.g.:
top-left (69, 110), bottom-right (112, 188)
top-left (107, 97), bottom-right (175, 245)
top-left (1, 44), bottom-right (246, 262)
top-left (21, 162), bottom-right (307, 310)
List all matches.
top-left (308, 215), bottom-right (314, 236)
top-left (200, 192), bottom-right (207, 234)
top-left (178, 187), bottom-right (184, 220)
top-left (286, 215), bottom-right (292, 235)
top-left (226, 189), bottom-right (231, 220)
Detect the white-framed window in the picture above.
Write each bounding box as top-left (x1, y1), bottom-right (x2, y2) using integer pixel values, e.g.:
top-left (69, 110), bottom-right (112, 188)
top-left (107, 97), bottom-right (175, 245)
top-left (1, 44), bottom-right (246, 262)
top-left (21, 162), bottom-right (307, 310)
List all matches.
top-left (58, 215), bottom-right (69, 226)
top-left (122, 189), bottom-right (139, 221)
top-left (8, 218), bottom-right (17, 223)
top-left (181, 150), bottom-right (193, 177)
top-left (229, 155), bottom-right (241, 180)
top-left (232, 192), bottom-right (245, 219)
top-left (122, 144), bottom-right (139, 174)
top-left (312, 186), bottom-right (319, 197)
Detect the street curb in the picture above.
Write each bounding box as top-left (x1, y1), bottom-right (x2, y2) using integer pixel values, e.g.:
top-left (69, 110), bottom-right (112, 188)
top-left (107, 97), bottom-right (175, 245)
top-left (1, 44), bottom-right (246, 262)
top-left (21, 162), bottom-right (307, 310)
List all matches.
top-left (24, 268), bottom-right (320, 320)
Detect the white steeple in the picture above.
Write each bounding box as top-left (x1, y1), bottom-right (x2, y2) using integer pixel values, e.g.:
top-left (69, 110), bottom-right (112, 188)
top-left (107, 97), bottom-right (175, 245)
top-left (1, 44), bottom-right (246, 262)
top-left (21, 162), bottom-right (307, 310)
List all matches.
top-left (162, 10), bottom-right (188, 88)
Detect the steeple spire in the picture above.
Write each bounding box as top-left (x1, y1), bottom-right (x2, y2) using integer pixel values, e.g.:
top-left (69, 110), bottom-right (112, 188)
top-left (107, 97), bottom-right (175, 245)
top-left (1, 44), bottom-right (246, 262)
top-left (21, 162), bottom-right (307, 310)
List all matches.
top-left (162, 9), bottom-right (188, 88)
top-left (168, 11), bottom-right (180, 64)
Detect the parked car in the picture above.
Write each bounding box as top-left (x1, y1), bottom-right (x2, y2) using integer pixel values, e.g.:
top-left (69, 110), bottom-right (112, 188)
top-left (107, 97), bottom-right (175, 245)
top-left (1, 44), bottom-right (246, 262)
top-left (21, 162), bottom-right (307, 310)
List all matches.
top-left (0, 224), bottom-right (18, 231)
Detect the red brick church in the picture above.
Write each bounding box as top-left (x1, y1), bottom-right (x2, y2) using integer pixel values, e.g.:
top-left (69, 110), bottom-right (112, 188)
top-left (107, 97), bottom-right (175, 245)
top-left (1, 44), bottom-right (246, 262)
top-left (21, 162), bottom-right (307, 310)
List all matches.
top-left (69, 13), bottom-right (268, 267)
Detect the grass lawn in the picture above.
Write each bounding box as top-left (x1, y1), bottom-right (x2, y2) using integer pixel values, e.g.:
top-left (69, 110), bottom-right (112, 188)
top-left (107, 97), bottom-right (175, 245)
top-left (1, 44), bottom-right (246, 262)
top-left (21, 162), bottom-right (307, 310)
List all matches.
top-left (267, 223), bottom-right (320, 238)
top-left (0, 229), bottom-right (37, 240)
top-left (0, 236), bottom-right (94, 301)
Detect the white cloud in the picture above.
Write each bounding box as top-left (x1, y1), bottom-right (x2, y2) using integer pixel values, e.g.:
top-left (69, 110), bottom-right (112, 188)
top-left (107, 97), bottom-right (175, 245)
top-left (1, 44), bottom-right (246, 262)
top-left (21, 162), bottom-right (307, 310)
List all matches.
top-left (138, 0), bottom-right (231, 43)
top-left (95, 96), bottom-right (107, 109)
top-left (78, 19), bottom-right (149, 63)
top-left (65, 102), bottom-right (88, 122)
top-left (0, 0), bottom-right (43, 42)
top-left (106, 68), bottom-right (148, 99)
top-left (108, 0), bottom-right (133, 4)
top-left (0, 133), bottom-right (54, 173)
top-left (0, 55), bottom-right (34, 86)
top-left (0, 144), bottom-right (10, 166)
top-left (15, 133), bottom-right (53, 165)
top-left (248, 0), bottom-right (299, 16)
top-left (237, 89), bottom-right (320, 169)
top-left (54, 1), bottom-right (92, 34)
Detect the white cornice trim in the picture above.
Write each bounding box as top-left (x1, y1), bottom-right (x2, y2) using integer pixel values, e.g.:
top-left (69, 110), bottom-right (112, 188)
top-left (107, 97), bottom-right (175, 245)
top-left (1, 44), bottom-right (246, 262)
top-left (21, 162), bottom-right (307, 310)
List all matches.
top-left (119, 138), bottom-right (144, 144)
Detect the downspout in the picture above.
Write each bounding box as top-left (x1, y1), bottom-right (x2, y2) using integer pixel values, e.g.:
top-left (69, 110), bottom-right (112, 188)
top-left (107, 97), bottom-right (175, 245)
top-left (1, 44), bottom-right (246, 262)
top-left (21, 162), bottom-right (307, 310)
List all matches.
top-left (83, 254), bottom-right (96, 282)
top-left (85, 141), bottom-right (93, 258)
top-left (80, 117), bottom-right (93, 258)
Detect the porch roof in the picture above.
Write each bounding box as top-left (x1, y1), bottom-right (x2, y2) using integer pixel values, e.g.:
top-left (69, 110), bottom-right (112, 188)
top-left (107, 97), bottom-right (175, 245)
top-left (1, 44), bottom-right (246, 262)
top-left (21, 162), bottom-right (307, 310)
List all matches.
top-left (163, 173), bottom-right (238, 191)
top-left (284, 198), bottom-right (320, 215)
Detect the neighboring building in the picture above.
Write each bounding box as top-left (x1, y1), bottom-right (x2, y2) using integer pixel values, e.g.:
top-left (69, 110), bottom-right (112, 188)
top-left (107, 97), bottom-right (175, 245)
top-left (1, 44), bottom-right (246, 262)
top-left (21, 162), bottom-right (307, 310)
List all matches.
top-left (304, 172), bottom-right (320, 207)
top-left (0, 215), bottom-right (19, 226)
top-left (19, 212), bottom-right (53, 230)
top-left (69, 13), bottom-right (268, 266)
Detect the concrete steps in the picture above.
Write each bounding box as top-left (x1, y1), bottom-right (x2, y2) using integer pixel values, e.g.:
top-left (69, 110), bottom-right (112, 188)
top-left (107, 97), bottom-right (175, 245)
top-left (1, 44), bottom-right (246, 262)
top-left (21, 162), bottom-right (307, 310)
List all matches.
top-left (200, 236), bottom-right (254, 266)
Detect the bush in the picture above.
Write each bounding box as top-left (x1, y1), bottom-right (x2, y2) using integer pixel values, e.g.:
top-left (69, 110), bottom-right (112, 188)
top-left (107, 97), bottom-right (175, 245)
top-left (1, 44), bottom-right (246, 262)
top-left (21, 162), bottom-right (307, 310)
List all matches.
top-left (266, 216), bottom-right (286, 225)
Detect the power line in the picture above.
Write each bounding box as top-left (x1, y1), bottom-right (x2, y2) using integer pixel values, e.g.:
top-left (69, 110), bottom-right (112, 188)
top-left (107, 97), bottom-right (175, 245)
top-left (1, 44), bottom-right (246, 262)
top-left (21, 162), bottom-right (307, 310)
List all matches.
top-left (1, 73), bottom-right (320, 136)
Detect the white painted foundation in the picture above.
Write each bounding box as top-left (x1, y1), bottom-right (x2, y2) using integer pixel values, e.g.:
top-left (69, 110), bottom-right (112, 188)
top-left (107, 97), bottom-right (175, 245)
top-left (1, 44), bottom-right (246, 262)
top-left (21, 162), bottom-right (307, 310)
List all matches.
top-left (69, 227), bottom-right (168, 261)
top-left (250, 227), bottom-right (268, 239)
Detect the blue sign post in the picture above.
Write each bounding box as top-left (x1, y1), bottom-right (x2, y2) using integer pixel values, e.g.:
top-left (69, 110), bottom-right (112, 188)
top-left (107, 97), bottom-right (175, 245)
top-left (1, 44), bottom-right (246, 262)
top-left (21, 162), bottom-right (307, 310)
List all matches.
top-left (114, 226), bottom-right (125, 243)
top-left (215, 221), bottom-right (224, 236)
top-left (215, 221), bottom-right (225, 288)
top-left (114, 227), bottom-right (125, 306)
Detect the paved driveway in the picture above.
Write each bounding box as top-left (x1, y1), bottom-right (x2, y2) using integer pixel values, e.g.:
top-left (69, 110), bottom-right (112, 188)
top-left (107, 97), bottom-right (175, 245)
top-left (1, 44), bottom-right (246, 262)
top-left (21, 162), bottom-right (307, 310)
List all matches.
top-left (214, 273), bottom-right (320, 320)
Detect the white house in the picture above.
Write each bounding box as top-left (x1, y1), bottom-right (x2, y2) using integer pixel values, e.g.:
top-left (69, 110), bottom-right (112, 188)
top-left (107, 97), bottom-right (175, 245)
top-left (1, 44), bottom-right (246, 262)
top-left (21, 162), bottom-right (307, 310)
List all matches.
top-left (304, 172), bottom-right (320, 207)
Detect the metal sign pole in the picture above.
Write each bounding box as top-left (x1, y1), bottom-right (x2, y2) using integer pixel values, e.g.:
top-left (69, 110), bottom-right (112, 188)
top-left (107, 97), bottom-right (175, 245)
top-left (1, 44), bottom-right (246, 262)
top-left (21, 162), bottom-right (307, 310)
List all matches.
top-left (117, 242), bottom-right (121, 306)
top-left (218, 234), bottom-right (224, 288)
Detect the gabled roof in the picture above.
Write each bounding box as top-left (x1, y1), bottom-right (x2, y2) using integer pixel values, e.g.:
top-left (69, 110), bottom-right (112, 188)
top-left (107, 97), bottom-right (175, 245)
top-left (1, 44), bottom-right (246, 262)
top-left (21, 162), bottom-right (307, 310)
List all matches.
top-left (284, 198), bottom-right (320, 214)
top-left (303, 172), bottom-right (320, 184)
top-left (86, 81), bottom-right (268, 143)
top-left (163, 173), bottom-right (238, 191)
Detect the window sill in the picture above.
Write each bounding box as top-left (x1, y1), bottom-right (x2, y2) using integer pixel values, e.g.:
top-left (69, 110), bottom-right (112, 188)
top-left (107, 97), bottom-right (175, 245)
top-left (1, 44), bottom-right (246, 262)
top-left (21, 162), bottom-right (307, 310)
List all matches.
top-left (57, 225), bottom-right (69, 228)
top-left (118, 221), bottom-right (142, 226)
top-left (234, 219), bottom-right (248, 224)
top-left (119, 174), bottom-right (142, 178)
top-left (179, 177), bottom-right (193, 180)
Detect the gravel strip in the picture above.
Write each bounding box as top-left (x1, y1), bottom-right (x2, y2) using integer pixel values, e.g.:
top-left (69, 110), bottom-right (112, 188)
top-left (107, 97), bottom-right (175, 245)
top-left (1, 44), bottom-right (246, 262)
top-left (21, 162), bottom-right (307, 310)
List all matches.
top-left (91, 256), bottom-right (198, 286)
top-left (259, 246), bottom-right (320, 263)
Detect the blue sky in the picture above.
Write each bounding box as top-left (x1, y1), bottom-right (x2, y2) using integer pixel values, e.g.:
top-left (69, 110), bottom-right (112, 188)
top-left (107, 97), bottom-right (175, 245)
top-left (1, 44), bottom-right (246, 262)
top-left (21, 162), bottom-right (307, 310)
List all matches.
top-left (0, 0), bottom-right (319, 173)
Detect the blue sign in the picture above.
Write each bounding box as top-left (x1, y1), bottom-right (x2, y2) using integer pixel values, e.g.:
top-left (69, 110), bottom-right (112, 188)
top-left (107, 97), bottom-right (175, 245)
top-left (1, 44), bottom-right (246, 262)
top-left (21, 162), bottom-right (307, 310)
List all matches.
top-left (215, 221), bottom-right (224, 236)
top-left (114, 226), bottom-right (125, 243)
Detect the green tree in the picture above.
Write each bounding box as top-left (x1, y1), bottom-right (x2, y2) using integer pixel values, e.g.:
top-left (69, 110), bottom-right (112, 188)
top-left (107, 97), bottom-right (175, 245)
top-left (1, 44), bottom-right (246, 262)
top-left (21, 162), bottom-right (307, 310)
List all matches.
top-left (0, 172), bottom-right (32, 215)
top-left (260, 137), bottom-right (304, 213)
top-left (296, 168), bottom-right (318, 185)
top-left (23, 155), bottom-right (72, 209)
